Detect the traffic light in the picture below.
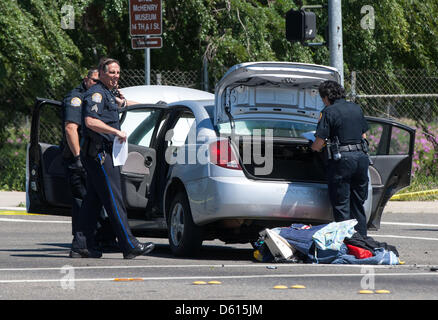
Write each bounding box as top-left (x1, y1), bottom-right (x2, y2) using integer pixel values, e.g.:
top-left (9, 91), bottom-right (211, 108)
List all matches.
top-left (286, 9), bottom-right (316, 42)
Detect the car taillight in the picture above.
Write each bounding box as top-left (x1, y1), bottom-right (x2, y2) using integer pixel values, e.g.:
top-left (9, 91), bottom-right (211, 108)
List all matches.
top-left (209, 140), bottom-right (242, 170)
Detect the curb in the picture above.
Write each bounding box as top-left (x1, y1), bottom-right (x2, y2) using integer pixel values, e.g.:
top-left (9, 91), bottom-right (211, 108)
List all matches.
top-left (0, 207), bottom-right (26, 211)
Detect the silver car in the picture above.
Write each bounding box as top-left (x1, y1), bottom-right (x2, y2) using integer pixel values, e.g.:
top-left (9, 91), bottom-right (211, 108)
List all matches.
top-left (27, 62), bottom-right (415, 256)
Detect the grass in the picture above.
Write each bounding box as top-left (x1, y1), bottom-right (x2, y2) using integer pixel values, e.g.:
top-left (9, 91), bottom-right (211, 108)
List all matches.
top-left (392, 174), bottom-right (438, 201)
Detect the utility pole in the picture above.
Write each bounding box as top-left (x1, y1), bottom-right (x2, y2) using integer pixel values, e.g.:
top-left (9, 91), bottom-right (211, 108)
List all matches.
top-left (328, 0), bottom-right (344, 86)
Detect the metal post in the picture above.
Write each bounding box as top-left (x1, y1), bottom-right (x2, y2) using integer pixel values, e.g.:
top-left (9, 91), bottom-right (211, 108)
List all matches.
top-left (351, 71), bottom-right (357, 101)
top-left (328, 0), bottom-right (344, 86)
top-left (145, 47), bottom-right (150, 85)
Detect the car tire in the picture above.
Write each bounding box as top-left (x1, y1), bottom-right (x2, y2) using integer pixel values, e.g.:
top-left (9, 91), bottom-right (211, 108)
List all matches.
top-left (167, 191), bottom-right (203, 257)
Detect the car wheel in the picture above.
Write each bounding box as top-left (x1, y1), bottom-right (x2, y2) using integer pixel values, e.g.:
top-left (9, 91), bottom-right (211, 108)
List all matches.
top-left (168, 192), bottom-right (203, 256)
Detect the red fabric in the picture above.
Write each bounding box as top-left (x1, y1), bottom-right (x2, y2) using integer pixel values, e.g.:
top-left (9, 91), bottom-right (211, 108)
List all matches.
top-left (346, 244), bottom-right (373, 259)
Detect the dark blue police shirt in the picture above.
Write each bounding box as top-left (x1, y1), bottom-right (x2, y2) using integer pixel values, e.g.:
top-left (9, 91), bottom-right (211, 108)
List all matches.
top-left (315, 99), bottom-right (369, 145)
top-left (63, 81), bottom-right (87, 126)
top-left (62, 82), bottom-right (87, 158)
top-left (82, 81), bottom-right (120, 143)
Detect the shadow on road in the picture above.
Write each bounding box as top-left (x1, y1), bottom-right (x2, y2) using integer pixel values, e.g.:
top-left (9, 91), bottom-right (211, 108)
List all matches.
top-left (149, 243), bottom-right (255, 261)
top-left (3, 242), bottom-right (256, 262)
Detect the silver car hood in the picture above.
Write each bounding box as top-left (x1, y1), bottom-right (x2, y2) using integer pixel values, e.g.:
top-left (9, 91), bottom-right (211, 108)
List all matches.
top-left (214, 62), bottom-right (341, 125)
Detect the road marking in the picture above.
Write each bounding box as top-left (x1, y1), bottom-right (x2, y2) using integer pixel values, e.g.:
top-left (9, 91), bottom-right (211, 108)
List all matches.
top-left (372, 234), bottom-right (438, 241)
top-left (0, 272), bottom-right (437, 284)
top-left (381, 221), bottom-right (438, 228)
top-left (0, 217), bottom-right (70, 224)
top-left (0, 262), bottom-right (433, 273)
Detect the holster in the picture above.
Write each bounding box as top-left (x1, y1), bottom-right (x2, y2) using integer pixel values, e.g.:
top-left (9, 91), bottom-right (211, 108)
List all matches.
top-left (361, 138), bottom-right (374, 165)
top-left (81, 136), bottom-right (103, 158)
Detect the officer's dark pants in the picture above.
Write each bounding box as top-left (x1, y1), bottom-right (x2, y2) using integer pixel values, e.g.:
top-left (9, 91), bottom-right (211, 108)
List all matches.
top-left (65, 165), bottom-right (86, 235)
top-left (327, 151), bottom-right (369, 236)
top-left (65, 162), bottom-right (115, 242)
top-left (76, 151), bottom-right (139, 253)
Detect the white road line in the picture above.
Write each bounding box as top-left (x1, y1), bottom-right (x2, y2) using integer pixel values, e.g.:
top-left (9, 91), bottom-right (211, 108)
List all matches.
top-left (0, 217), bottom-right (70, 224)
top-left (381, 221), bottom-right (438, 228)
top-left (0, 263), bottom-right (432, 273)
top-left (0, 272), bottom-right (437, 284)
top-left (372, 234), bottom-right (438, 241)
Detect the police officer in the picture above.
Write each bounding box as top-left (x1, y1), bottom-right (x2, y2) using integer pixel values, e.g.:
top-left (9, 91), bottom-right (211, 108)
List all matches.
top-left (71, 58), bottom-right (154, 259)
top-left (311, 80), bottom-right (369, 236)
top-left (62, 69), bottom-right (117, 253)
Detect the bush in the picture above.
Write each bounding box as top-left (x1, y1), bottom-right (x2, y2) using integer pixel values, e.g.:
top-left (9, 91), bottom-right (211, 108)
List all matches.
top-left (0, 127), bottom-right (29, 191)
top-left (412, 123), bottom-right (438, 177)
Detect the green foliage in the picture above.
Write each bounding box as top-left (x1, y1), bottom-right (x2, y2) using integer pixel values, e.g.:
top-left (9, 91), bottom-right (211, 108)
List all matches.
top-left (0, 126), bottom-right (29, 191)
top-left (0, 0), bottom-right (84, 145)
top-left (395, 173), bottom-right (438, 201)
top-left (1, 0), bottom-right (438, 190)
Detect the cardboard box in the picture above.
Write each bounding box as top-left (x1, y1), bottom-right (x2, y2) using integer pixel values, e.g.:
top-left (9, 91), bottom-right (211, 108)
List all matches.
top-left (259, 228), bottom-right (296, 261)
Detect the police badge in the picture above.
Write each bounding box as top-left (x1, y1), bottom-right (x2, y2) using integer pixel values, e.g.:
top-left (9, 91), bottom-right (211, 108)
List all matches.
top-left (91, 93), bottom-right (103, 103)
top-left (70, 97), bottom-right (82, 107)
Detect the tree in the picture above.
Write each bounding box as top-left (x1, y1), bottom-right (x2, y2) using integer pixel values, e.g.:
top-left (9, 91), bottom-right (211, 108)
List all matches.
top-left (0, 0), bottom-right (84, 142)
top-left (1, 0), bottom-right (438, 145)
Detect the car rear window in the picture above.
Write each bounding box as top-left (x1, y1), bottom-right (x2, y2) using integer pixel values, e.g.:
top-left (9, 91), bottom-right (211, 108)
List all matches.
top-left (217, 119), bottom-right (317, 139)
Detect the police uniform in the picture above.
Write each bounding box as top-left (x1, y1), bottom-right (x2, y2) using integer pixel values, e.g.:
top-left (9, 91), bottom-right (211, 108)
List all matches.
top-left (77, 81), bottom-right (153, 258)
top-left (62, 82), bottom-right (89, 235)
top-left (63, 82), bottom-right (116, 250)
top-left (315, 98), bottom-right (369, 236)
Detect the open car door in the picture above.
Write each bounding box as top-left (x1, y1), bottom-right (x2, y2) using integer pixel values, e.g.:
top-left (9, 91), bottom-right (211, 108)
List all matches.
top-left (27, 98), bottom-right (167, 220)
top-left (366, 116), bottom-right (416, 230)
top-left (27, 98), bottom-right (70, 215)
top-left (118, 104), bottom-right (168, 219)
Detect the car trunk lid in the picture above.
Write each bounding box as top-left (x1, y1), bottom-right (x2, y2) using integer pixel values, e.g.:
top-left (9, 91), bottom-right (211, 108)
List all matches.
top-left (214, 61), bottom-right (341, 126)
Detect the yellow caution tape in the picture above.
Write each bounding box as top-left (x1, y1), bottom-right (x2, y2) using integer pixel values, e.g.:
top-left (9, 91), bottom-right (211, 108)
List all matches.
top-left (390, 189), bottom-right (438, 200)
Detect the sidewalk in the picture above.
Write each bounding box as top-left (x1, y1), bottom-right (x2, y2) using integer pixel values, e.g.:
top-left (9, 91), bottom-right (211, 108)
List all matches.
top-left (0, 191), bottom-right (26, 210)
top-left (0, 191), bottom-right (436, 213)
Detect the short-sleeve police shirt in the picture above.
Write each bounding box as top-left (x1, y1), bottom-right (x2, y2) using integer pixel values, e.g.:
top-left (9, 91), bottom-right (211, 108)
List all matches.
top-left (63, 82), bottom-right (87, 126)
top-left (82, 81), bottom-right (120, 142)
top-left (315, 99), bottom-right (369, 145)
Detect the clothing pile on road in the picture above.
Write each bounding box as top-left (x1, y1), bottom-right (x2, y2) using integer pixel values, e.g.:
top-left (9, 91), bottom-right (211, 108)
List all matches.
top-left (253, 219), bottom-right (401, 265)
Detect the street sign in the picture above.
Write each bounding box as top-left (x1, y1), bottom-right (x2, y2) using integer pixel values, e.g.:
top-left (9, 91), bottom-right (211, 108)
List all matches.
top-left (131, 36), bottom-right (162, 49)
top-left (129, 0), bottom-right (162, 36)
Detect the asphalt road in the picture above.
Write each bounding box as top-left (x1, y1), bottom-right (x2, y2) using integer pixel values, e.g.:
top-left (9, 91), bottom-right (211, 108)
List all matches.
top-left (1, 206), bottom-right (438, 309)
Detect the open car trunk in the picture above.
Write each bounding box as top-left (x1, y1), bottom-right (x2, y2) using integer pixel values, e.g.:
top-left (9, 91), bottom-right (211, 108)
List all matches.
top-left (234, 136), bottom-right (326, 182)
top-left (214, 62), bottom-right (337, 183)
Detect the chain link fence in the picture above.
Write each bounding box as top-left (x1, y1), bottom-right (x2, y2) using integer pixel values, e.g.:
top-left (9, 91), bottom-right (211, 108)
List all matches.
top-left (2, 67), bottom-right (438, 191)
top-left (345, 69), bottom-right (438, 122)
top-left (36, 69), bottom-right (202, 143)
top-left (120, 69), bottom-right (202, 89)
